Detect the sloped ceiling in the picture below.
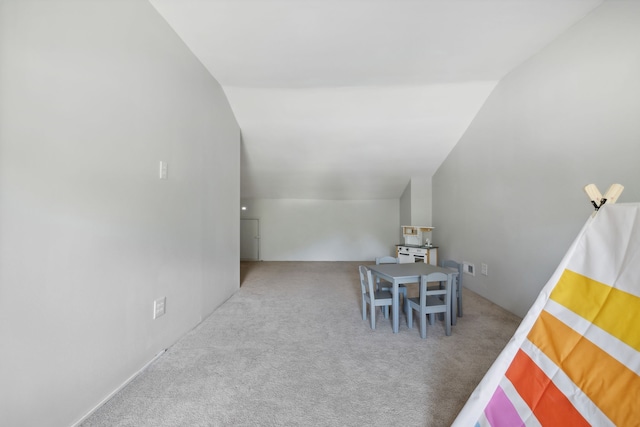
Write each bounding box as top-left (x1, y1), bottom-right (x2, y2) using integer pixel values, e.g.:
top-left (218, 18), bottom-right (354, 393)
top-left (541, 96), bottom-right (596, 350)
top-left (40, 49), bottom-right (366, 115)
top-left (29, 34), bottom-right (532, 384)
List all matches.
top-left (150, 0), bottom-right (602, 199)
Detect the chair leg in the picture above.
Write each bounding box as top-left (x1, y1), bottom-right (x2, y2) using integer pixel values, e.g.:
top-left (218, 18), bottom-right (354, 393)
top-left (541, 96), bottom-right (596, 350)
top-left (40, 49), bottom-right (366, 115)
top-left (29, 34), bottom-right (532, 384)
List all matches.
top-left (404, 296), bottom-right (409, 318)
top-left (383, 305), bottom-right (389, 319)
top-left (450, 288), bottom-right (458, 326)
top-left (407, 305), bottom-right (413, 328)
top-left (420, 311), bottom-right (427, 339)
top-left (445, 305), bottom-right (451, 336)
top-left (458, 288), bottom-right (463, 317)
top-left (362, 297), bottom-right (367, 320)
top-left (429, 313), bottom-right (435, 325)
top-left (399, 289), bottom-right (405, 313)
top-left (370, 305), bottom-right (376, 330)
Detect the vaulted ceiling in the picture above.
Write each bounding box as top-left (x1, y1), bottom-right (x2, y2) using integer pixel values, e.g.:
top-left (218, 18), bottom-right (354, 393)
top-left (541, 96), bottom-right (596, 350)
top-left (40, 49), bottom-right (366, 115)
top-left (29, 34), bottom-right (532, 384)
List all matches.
top-left (150, 0), bottom-right (602, 199)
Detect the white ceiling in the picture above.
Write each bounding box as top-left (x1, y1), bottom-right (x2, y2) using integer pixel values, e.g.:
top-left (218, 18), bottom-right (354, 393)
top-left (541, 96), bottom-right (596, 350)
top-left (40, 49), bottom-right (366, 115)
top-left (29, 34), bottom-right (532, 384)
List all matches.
top-left (150, 0), bottom-right (603, 199)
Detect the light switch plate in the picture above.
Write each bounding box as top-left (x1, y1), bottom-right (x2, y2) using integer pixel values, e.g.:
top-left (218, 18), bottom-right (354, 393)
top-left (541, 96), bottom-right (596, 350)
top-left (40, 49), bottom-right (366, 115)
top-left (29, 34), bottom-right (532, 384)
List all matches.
top-left (159, 161), bottom-right (168, 180)
top-left (153, 297), bottom-right (166, 319)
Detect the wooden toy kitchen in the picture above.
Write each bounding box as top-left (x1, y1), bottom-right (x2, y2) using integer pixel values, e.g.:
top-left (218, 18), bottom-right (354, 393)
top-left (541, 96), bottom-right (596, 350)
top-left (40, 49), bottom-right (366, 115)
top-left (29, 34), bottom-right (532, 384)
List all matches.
top-left (396, 226), bottom-right (438, 265)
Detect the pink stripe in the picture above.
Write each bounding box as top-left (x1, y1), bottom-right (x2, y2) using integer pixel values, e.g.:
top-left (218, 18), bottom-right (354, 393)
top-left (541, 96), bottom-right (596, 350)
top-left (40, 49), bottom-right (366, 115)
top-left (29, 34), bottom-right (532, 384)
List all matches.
top-left (484, 386), bottom-right (524, 427)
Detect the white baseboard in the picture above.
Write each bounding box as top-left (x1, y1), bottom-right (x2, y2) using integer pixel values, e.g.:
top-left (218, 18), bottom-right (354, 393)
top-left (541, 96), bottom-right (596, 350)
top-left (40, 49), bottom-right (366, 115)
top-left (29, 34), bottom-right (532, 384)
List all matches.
top-left (71, 349), bottom-right (167, 427)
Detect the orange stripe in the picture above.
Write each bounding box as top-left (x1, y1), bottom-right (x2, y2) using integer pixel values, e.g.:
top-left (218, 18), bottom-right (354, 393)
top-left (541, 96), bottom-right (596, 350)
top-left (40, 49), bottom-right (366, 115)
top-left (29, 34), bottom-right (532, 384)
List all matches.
top-left (506, 349), bottom-right (589, 426)
top-left (528, 311), bottom-right (640, 426)
top-left (550, 269), bottom-right (640, 351)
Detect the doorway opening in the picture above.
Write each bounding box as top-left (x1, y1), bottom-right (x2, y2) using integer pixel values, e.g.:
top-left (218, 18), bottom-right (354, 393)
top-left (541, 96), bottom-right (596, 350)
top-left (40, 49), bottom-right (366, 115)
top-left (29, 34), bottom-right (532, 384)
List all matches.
top-left (240, 218), bottom-right (259, 261)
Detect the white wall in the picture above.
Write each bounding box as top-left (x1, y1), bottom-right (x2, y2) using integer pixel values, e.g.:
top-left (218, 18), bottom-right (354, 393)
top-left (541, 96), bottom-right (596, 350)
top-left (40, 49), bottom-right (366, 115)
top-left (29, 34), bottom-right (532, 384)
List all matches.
top-left (410, 176), bottom-right (432, 226)
top-left (399, 176), bottom-right (433, 242)
top-left (433, 0), bottom-right (640, 317)
top-left (0, 1), bottom-right (240, 425)
top-left (240, 199), bottom-right (399, 261)
top-left (399, 182), bottom-right (412, 242)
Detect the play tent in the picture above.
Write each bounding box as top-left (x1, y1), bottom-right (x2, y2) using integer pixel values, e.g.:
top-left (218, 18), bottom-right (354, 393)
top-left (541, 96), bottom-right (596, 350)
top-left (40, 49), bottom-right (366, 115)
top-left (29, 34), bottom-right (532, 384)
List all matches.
top-left (453, 202), bottom-right (640, 426)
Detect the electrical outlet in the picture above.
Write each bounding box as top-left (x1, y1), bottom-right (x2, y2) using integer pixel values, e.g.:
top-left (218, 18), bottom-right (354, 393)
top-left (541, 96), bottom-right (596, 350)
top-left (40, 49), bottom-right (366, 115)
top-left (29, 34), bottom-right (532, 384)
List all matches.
top-left (481, 263), bottom-right (488, 276)
top-left (463, 262), bottom-right (475, 276)
top-left (153, 297), bottom-right (166, 319)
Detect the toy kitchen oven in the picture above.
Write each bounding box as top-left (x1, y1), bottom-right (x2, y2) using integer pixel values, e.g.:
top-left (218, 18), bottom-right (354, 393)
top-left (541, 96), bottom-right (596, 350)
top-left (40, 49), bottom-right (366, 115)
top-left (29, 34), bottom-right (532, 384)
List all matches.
top-left (396, 226), bottom-right (438, 265)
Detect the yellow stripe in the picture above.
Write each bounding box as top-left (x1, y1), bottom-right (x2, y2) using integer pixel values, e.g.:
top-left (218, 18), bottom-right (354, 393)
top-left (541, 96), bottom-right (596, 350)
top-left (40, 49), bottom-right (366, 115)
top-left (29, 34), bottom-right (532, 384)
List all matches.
top-left (528, 311), bottom-right (640, 427)
top-left (550, 269), bottom-right (640, 352)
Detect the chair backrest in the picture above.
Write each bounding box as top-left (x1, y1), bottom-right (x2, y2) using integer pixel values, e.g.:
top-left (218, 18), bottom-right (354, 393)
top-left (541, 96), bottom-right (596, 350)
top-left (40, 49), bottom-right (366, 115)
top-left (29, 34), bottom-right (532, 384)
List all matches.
top-left (358, 265), bottom-right (375, 296)
top-left (374, 257), bottom-right (398, 285)
top-left (441, 259), bottom-right (462, 287)
top-left (419, 272), bottom-right (449, 306)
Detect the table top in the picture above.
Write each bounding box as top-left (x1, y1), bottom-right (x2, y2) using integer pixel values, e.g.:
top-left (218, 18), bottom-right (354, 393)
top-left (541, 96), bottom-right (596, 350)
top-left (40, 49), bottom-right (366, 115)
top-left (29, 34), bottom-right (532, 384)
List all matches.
top-left (366, 262), bottom-right (454, 279)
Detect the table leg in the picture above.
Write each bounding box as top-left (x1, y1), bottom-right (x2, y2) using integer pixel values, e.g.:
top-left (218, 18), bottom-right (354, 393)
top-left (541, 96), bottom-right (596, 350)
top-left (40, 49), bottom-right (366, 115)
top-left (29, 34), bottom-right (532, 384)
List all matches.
top-left (451, 273), bottom-right (458, 325)
top-left (445, 276), bottom-right (452, 336)
top-left (392, 281), bottom-right (399, 333)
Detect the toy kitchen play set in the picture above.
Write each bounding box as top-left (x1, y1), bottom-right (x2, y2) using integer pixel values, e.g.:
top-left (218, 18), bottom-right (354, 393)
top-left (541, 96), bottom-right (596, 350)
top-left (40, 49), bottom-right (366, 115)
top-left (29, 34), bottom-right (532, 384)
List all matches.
top-left (396, 226), bottom-right (438, 265)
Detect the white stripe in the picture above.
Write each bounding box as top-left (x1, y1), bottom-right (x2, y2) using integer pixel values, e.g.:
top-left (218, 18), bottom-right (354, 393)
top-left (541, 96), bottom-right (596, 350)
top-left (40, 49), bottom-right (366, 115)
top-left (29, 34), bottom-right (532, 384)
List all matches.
top-left (521, 338), bottom-right (616, 427)
top-left (498, 377), bottom-right (542, 427)
top-left (475, 411), bottom-right (490, 427)
top-left (565, 204), bottom-right (640, 296)
top-left (545, 300), bottom-right (640, 376)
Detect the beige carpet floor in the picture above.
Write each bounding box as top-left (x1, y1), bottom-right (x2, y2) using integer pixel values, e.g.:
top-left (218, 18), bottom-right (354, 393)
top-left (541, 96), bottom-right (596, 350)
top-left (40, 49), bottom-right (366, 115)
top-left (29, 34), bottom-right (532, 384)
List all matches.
top-left (82, 261), bottom-right (522, 427)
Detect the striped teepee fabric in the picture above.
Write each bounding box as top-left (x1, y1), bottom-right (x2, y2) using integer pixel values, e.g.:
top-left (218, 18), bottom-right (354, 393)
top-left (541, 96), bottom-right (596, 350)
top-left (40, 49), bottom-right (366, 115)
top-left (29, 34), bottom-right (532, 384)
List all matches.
top-left (454, 203), bottom-right (640, 427)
